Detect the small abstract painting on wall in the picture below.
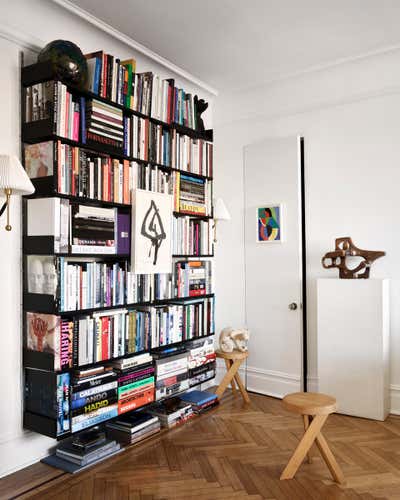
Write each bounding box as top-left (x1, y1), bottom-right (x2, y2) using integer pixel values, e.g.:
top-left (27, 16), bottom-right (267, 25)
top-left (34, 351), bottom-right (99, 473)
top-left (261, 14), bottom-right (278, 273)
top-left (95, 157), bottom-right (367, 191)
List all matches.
top-left (257, 204), bottom-right (283, 243)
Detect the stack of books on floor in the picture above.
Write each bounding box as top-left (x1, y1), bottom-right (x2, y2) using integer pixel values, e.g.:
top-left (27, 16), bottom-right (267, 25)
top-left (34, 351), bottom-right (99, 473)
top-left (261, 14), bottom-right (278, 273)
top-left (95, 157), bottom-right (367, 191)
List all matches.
top-left (106, 411), bottom-right (161, 445)
top-left (148, 396), bottom-right (194, 428)
top-left (85, 99), bottom-right (124, 151)
top-left (180, 390), bottom-right (219, 414)
top-left (43, 427), bottom-right (121, 473)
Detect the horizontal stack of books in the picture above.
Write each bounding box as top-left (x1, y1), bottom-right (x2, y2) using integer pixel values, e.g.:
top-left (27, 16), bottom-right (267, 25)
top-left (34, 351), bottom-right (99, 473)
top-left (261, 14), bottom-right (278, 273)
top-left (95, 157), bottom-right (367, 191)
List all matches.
top-left (174, 260), bottom-right (213, 297)
top-left (106, 411), bottom-right (161, 445)
top-left (85, 99), bottom-right (124, 151)
top-left (172, 217), bottom-right (214, 256)
top-left (71, 205), bottom-right (115, 254)
top-left (114, 356), bottom-right (155, 414)
top-left (85, 52), bottom-right (135, 107)
top-left (148, 396), bottom-right (194, 428)
top-left (154, 351), bottom-right (189, 400)
top-left (174, 173), bottom-right (212, 216)
top-left (70, 367), bottom-right (118, 432)
top-left (180, 390), bottom-right (219, 414)
top-left (48, 428), bottom-right (121, 473)
top-left (187, 337), bottom-right (216, 387)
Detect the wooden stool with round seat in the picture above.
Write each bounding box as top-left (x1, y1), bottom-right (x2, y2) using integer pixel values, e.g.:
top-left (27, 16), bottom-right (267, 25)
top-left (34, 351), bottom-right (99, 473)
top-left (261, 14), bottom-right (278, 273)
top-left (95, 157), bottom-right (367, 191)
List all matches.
top-left (215, 350), bottom-right (250, 404)
top-left (280, 392), bottom-right (344, 484)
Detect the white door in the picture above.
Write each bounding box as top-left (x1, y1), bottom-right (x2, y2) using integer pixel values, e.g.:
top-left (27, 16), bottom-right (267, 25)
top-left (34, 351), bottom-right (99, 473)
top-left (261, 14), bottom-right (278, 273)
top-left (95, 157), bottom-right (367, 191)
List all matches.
top-left (243, 136), bottom-right (305, 398)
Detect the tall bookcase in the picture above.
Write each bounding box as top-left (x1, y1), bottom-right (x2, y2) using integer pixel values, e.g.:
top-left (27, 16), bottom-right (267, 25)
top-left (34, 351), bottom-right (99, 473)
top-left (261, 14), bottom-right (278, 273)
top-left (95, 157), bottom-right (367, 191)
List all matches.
top-left (21, 60), bottom-right (215, 440)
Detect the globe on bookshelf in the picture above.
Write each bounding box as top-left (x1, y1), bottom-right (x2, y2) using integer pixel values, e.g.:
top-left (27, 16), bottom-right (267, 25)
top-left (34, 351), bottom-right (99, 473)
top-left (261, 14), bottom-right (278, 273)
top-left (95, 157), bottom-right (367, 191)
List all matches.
top-left (37, 39), bottom-right (88, 90)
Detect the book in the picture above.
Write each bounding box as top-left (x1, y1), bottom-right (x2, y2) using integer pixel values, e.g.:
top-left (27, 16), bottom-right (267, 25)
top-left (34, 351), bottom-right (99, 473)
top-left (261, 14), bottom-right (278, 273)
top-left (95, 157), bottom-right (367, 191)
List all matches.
top-left (180, 389), bottom-right (218, 407)
top-left (42, 448), bottom-right (122, 473)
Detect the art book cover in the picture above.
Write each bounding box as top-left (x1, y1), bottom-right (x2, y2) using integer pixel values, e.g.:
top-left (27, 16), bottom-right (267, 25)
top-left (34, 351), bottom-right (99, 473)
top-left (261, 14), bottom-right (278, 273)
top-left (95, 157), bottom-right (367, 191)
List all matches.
top-left (24, 141), bottom-right (54, 178)
top-left (26, 312), bottom-right (61, 369)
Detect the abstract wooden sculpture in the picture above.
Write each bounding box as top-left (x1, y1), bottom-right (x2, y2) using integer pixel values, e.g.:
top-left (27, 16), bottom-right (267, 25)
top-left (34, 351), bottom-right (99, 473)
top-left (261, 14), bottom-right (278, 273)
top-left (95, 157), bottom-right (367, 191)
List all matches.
top-left (322, 237), bottom-right (385, 279)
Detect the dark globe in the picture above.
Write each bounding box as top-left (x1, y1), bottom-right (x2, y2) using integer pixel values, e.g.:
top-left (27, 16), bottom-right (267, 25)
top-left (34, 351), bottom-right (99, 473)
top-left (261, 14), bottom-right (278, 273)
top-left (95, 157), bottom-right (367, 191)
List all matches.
top-left (37, 40), bottom-right (88, 90)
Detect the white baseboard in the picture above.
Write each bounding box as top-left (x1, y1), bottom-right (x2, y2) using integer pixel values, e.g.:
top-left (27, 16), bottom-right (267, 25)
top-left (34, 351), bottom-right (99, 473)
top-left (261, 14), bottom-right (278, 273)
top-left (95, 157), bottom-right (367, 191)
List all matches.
top-left (246, 366), bottom-right (301, 398)
top-left (389, 384), bottom-right (400, 415)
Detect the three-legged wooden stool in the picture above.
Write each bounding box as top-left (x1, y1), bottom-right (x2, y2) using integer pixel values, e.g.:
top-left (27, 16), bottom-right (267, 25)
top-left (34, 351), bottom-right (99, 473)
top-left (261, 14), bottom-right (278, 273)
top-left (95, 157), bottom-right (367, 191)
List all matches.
top-left (280, 392), bottom-right (344, 483)
top-left (215, 350), bottom-right (250, 403)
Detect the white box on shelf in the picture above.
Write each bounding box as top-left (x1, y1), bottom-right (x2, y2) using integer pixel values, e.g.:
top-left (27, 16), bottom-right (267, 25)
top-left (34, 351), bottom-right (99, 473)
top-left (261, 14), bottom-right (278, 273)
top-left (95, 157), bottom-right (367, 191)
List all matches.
top-left (317, 278), bottom-right (390, 421)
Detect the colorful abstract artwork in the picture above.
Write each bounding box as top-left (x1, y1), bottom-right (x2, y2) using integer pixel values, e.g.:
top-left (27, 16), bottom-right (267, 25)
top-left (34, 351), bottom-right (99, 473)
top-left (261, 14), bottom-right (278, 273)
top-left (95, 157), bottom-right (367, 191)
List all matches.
top-left (257, 205), bottom-right (282, 243)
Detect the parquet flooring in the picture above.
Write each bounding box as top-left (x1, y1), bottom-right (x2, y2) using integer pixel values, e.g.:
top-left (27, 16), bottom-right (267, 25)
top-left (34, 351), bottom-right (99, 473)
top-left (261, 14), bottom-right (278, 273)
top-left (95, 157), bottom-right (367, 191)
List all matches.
top-left (2, 390), bottom-right (400, 499)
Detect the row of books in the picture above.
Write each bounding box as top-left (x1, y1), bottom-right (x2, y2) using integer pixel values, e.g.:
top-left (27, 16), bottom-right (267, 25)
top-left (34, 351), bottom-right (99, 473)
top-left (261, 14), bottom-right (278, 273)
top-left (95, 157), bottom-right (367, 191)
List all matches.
top-left (25, 298), bottom-right (214, 370)
top-left (175, 260), bottom-right (213, 297)
top-left (173, 172), bottom-right (212, 216)
top-left (85, 52), bottom-right (135, 107)
top-left (85, 51), bottom-right (207, 132)
top-left (26, 199), bottom-right (130, 255)
top-left (150, 297), bottom-right (215, 348)
top-left (172, 217), bottom-right (214, 256)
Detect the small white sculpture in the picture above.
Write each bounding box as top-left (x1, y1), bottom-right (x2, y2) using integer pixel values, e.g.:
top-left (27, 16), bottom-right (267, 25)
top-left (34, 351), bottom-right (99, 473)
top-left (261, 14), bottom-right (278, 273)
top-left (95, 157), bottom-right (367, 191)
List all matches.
top-left (219, 327), bottom-right (250, 353)
top-left (28, 258), bottom-right (44, 294)
top-left (43, 260), bottom-right (57, 296)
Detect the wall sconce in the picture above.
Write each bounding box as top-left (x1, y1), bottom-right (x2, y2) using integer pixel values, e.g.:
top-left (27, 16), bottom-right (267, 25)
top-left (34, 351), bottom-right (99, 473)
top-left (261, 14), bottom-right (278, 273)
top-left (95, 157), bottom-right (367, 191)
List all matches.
top-left (213, 198), bottom-right (231, 243)
top-left (0, 155), bottom-right (35, 231)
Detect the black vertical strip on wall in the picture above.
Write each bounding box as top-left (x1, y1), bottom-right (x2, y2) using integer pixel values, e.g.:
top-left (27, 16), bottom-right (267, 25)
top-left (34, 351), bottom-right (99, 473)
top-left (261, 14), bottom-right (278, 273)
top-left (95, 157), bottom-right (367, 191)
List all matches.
top-left (300, 137), bottom-right (308, 392)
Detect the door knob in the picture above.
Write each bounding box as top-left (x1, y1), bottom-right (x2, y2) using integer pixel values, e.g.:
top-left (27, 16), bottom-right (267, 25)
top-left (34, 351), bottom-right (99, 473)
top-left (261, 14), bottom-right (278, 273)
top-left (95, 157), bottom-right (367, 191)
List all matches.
top-left (288, 302), bottom-right (298, 311)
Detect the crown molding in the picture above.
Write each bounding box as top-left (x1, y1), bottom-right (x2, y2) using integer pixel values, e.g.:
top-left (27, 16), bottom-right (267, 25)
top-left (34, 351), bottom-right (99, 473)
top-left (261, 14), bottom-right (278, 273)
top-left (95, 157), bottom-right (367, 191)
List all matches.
top-left (52, 0), bottom-right (218, 96)
top-left (0, 23), bottom-right (42, 53)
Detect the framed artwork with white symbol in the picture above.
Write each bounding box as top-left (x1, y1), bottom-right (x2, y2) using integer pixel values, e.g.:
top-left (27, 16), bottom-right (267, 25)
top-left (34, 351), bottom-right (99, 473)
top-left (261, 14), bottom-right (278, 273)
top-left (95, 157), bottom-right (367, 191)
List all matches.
top-left (131, 189), bottom-right (173, 274)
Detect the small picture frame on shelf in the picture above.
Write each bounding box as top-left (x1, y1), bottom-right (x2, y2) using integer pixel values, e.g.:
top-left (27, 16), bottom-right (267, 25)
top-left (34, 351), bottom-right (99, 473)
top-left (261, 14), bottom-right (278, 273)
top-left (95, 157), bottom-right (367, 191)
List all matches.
top-left (256, 204), bottom-right (284, 243)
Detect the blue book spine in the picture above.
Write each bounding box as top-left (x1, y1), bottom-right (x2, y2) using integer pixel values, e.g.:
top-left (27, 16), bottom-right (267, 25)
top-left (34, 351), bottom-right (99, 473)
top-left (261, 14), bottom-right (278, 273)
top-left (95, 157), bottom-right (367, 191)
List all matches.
top-left (93, 57), bottom-right (101, 95)
top-left (80, 97), bottom-right (86, 144)
top-left (71, 406), bottom-right (118, 433)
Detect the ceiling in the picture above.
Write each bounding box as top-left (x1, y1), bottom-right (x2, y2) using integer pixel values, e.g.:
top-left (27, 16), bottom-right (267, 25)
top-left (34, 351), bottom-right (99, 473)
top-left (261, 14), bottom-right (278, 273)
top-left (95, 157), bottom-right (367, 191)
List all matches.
top-left (68, 0), bottom-right (400, 92)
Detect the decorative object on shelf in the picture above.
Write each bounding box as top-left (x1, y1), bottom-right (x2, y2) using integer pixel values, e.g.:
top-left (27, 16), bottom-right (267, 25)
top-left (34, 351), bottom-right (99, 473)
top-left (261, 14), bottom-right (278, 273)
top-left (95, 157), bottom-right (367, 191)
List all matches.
top-left (322, 237), bottom-right (385, 279)
top-left (194, 95), bottom-right (208, 132)
top-left (37, 39), bottom-right (88, 90)
top-left (132, 189), bottom-right (173, 273)
top-left (257, 204), bottom-right (283, 243)
top-left (0, 155), bottom-right (34, 231)
top-left (213, 197), bottom-right (230, 243)
top-left (219, 327), bottom-right (250, 353)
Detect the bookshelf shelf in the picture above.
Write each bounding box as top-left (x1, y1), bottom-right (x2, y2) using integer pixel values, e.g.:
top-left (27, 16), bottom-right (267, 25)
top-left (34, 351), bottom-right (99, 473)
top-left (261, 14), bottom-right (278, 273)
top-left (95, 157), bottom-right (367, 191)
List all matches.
top-left (22, 125), bottom-right (213, 182)
top-left (23, 292), bottom-right (215, 316)
top-left (21, 62), bottom-right (213, 142)
top-left (22, 58), bottom-right (216, 441)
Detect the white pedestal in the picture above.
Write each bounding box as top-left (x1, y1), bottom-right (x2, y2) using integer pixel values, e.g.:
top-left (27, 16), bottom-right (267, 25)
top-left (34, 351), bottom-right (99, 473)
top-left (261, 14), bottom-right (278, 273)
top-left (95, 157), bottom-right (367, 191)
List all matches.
top-left (317, 279), bottom-right (390, 420)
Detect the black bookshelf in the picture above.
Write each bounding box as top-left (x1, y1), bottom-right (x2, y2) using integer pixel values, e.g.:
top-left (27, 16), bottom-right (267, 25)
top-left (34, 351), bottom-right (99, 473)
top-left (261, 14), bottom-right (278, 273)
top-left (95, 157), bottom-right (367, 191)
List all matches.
top-left (21, 59), bottom-right (216, 441)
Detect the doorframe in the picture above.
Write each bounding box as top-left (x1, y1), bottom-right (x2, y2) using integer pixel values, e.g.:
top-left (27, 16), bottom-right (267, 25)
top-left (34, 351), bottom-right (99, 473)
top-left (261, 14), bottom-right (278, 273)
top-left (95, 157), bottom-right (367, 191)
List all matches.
top-left (299, 137), bottom-right (308, 392)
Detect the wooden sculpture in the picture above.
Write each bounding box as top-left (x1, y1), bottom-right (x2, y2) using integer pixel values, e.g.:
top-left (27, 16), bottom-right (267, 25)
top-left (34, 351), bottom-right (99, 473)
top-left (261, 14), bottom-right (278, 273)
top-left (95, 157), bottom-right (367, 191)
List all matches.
top-left (322, 237), bottom-right (385, 279)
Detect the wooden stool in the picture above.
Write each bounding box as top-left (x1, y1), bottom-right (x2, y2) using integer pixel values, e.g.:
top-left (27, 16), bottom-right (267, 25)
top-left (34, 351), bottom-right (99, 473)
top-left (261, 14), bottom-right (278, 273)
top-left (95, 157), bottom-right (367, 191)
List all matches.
top-left (215, 350), bottom-right (250, 404)
top-left (280, 392), bottom-right (344, 484)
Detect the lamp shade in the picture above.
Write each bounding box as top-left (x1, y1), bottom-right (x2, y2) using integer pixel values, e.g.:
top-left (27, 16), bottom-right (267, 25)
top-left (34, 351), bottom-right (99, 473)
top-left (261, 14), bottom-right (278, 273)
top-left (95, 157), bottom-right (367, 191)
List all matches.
top-left (0, 155), bottom-right (34, 195)
top-left (214, 198), bottom-right (230, 221)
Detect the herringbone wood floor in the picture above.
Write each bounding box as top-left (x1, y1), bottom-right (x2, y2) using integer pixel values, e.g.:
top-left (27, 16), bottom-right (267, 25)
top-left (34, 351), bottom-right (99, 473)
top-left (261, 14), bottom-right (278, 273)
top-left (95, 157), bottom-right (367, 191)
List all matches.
top-left (3, 391), bottom-right (400, 499)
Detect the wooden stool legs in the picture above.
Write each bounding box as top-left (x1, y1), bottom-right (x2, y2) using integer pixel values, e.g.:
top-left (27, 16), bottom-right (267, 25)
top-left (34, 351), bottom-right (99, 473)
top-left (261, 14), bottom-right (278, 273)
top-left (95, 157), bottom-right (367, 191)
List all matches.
top-left (215, 353), bottom-right (250, 404)
top-left (280, 414), bottom-right (344, 483)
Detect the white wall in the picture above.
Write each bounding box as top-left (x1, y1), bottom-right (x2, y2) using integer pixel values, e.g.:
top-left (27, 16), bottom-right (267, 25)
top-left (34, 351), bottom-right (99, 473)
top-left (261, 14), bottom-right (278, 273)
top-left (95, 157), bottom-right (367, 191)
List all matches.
top-left (214, 48), bottom-right (400, 411)
top-left (0, 0), bottom-right (213, 477)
